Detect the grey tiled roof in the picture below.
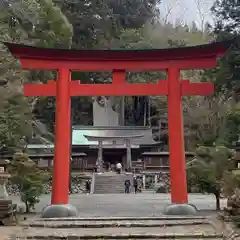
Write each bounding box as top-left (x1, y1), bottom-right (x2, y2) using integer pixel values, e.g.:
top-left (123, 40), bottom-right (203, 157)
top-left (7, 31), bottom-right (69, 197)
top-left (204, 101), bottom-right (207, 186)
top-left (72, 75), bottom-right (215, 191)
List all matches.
top-left (72, 126), bottom-right (159, 146)
top-left (27, 126), bottom-right (160, 149)
top-left (142, 152), bottom-right (195, 156)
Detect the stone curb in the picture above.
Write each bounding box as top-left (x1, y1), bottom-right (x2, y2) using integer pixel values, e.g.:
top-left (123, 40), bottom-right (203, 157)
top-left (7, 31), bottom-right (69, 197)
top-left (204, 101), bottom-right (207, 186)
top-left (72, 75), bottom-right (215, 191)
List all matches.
top-left (16, 233), bottom-right (224, 239)
top-left (37, 216), bottom-right (207, 221)
top-left (24, 220), bottom-right (210, 228)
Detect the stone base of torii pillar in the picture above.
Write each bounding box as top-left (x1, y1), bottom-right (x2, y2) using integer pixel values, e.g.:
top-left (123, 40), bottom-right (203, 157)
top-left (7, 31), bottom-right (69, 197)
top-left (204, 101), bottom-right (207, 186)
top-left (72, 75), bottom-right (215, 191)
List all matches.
top-left (41, 204), bottom-right (78, 218)
top-left (164, 204), bottom-right (197, 215)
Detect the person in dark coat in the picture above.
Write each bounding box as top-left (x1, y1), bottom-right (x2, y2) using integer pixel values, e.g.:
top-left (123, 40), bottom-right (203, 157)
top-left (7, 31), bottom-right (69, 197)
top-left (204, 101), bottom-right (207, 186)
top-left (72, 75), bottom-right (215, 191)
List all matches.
top-left (85, 180), bottom-right (91, 193)
top-left (124, 179), bottom-right (131, 194)
top-left (133, 177), bottom-right (138, 193)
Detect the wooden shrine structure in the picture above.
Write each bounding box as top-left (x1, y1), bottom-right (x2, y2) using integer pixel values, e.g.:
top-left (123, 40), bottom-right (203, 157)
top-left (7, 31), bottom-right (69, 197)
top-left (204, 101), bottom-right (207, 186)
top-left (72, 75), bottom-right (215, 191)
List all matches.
top-left (4, 40), bottom-right (233, 217)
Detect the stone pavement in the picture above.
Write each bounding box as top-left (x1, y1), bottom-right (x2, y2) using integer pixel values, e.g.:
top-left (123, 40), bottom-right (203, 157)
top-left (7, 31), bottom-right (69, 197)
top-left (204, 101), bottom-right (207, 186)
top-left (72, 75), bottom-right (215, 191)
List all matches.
top-left (17, 226), bottom-right (222, 239)
top-left (17, 216), bottom-right (225, 239)
top-left (0, 226), bottom-right (22, 240)
top-left (3, 194), bottom-right (231, 239)
top-left (10, 193), bottom-right (227, 217)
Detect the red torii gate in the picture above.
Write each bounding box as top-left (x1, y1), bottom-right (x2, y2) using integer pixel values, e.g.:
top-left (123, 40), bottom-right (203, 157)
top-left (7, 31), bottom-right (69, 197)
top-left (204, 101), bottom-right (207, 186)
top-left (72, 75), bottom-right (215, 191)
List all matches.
top-left (4, 41), bottom-right (232, 217)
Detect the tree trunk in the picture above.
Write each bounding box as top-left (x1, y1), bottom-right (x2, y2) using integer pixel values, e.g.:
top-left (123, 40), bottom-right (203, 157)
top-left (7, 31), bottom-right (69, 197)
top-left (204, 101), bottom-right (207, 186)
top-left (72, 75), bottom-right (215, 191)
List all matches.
top-left (215, 193), bottom-right (221, 211)
top-left (25, 201), bottom-right (30, 213)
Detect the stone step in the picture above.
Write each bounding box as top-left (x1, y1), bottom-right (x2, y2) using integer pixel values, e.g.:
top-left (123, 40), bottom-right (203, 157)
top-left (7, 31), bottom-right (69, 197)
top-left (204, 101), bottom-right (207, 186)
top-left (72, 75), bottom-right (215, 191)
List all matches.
top-left (94, 176), bottom-right (130, 178)
top-left (94, 186), bottom-right (130, 188)
top-left (94, 191), bottom-right (126, 193)
top-left (94, 188), bottom-right (126, 190)
top-left (25, 219), bottom-right (210, 228)
top-left (94, 179), bottom-right (132, 183)
top-left (94, 175), bottom-right (132, 178)
top-left (17, 216), bottom-right (224, 239)
top-left (95, 177), bottom-right (133, 179)
top-left (95, 175), bottom-right (132, 177)
top-left (94, 186), bottom-right (125, 188)
top-left (94, 188), bottom-right (125, 189)
top-left (93, 174), bottom-right (133, 194)
top-left (16, 226), bottom-right (223, 239)
top-left (94, 185), bottom-right (129, 187)
top-left (95, 182), bottom-right (129, 185)
top-left (94, 186), bottom-right (126, 188)
top-left (36, 216), bottom-right (207, 221)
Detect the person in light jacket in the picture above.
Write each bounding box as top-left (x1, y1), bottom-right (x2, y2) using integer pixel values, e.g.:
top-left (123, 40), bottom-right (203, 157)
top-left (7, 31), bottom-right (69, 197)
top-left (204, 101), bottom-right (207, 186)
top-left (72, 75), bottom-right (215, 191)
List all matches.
top-left (116, 162), bottom-right (122, 174)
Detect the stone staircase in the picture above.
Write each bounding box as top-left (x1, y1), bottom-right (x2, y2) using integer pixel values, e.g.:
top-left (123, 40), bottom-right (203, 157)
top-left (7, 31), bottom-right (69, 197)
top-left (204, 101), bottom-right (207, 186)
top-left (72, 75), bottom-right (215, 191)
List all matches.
top-left (91, 172), bottom-right (133, 194)
top-left (17, 216), bottom-right (229, 239)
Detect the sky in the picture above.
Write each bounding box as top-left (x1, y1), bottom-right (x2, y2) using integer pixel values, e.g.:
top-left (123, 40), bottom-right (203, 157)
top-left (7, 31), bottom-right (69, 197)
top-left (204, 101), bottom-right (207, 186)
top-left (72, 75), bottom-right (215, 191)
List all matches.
top-left (159, 0), bottom-right (214, 28)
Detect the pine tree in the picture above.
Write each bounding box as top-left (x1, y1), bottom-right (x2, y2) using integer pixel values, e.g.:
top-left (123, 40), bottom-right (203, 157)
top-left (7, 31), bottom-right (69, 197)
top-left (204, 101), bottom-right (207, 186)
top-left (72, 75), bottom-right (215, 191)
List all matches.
top-left (9, 152), bottom-right (49, 213)
top-left (187, 145), bottom-right (236, 210)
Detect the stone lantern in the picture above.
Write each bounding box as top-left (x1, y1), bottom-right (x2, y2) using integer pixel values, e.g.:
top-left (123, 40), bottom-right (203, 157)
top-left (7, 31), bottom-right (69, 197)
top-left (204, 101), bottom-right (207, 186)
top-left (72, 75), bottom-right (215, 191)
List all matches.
top-left (0, 159), bottom-right (10, 199)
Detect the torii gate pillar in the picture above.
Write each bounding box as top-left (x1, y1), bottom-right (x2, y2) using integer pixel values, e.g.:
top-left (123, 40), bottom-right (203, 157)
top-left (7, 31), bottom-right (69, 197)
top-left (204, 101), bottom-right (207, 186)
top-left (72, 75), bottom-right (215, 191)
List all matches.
top-left (4, 40), bottom-right (232, 218)
top-left (168, 68), bottom-right (188, 204)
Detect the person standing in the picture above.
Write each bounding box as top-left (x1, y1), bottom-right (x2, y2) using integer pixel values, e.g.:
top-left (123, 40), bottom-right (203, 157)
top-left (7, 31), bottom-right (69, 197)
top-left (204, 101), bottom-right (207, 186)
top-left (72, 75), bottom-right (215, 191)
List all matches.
top-left (85, 180), bottom-right (91, 194)
top-left (124, 179), bottom-right (131, 194)
top-left (133, 176), bottom-right (138, 193)
top-left (116, 162), bottom-right (122, 174)
top-left (137, 177), bottom-right (142, 193)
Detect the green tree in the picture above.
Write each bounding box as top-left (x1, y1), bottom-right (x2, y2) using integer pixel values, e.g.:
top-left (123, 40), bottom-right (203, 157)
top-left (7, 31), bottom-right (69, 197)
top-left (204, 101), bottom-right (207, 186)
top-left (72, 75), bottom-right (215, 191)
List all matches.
top-left (0, 92), bottom-right (32, 152)
top-left (183, 95), bottom-right (230, 148)
top-left (223, 104), bottom-right (240, 147)
top-left (0, 0), bottom-right (73, 150)
top-left (107, 0), bottom-right (160, 29)
top-left (9, 152), bottom-right (49, 213)
top-left (212, 0), bottom-right (240, 35)
top-left (187, 145), bottom-right (236, 210)
top-left (209, 0), bottom-right (240, 99)
top-left (1, 0), bottom-right (73, 47)
top-left (0, 5), bottom-right (33, 151)
top-left (54, 0), bottom-right (160, 49)
top-left (53, 0), bottom-right (118, 49)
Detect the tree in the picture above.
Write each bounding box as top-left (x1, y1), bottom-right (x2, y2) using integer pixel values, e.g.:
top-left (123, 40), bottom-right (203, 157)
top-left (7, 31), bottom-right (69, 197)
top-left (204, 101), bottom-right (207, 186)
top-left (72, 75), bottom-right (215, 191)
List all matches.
top-left (183, 95), bottom-right (230, 148)
top-left (187, 145), bottom-right (236, 210)
top-left (212, 0), bottom-right (240, 35)
top-left (0, 5), bottom-right (33, 152)
top-left (0, 0), bottom-right (73, 150)
top-left (106, 0), bottom-right (160, 29)
top-left (54, 0), bottom-right (160, 49)
top-left (0, 92), bottom-right (32, 152)
top-left (210, 0), bottom-right (240, 100)
top-left (222, 103), bottom-right (240, 147)
top-left (53, 0), bottom-right (117, 49)
top-left (1, 0), bottom-right (73, 48)
top-left (8, 152), bottom-right (49, 213)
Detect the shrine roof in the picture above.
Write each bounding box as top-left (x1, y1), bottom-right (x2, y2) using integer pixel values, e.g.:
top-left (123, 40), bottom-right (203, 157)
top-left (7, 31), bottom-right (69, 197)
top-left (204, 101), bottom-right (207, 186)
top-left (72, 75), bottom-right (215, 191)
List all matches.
top-left (26, 126), bottom-right (160, 147)
top-left (2, 152), bottom-right (87, 158)
top-left (142, 152), bottom-right (195, 156)
top-left (3, 39), bottom-right (235, 61)
top-left (72, 126), bottom-right (159, 146)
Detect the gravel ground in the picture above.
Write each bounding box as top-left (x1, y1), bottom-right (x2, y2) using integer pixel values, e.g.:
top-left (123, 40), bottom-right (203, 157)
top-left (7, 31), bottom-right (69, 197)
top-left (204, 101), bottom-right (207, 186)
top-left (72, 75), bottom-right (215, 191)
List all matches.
top-left (9, 193), bottom-right (227, 217)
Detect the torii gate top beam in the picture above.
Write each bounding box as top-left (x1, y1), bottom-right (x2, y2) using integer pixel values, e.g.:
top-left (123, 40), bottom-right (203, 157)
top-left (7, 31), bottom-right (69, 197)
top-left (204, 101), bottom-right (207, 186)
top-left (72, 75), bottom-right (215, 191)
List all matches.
top-left (3, 40), bottom-right (234, 71)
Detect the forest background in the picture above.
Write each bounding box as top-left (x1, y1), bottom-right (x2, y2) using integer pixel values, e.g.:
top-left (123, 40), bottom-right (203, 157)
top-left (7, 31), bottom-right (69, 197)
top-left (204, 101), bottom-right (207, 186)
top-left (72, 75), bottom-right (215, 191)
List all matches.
top-left (0, 0), bottom-right (239, 153)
